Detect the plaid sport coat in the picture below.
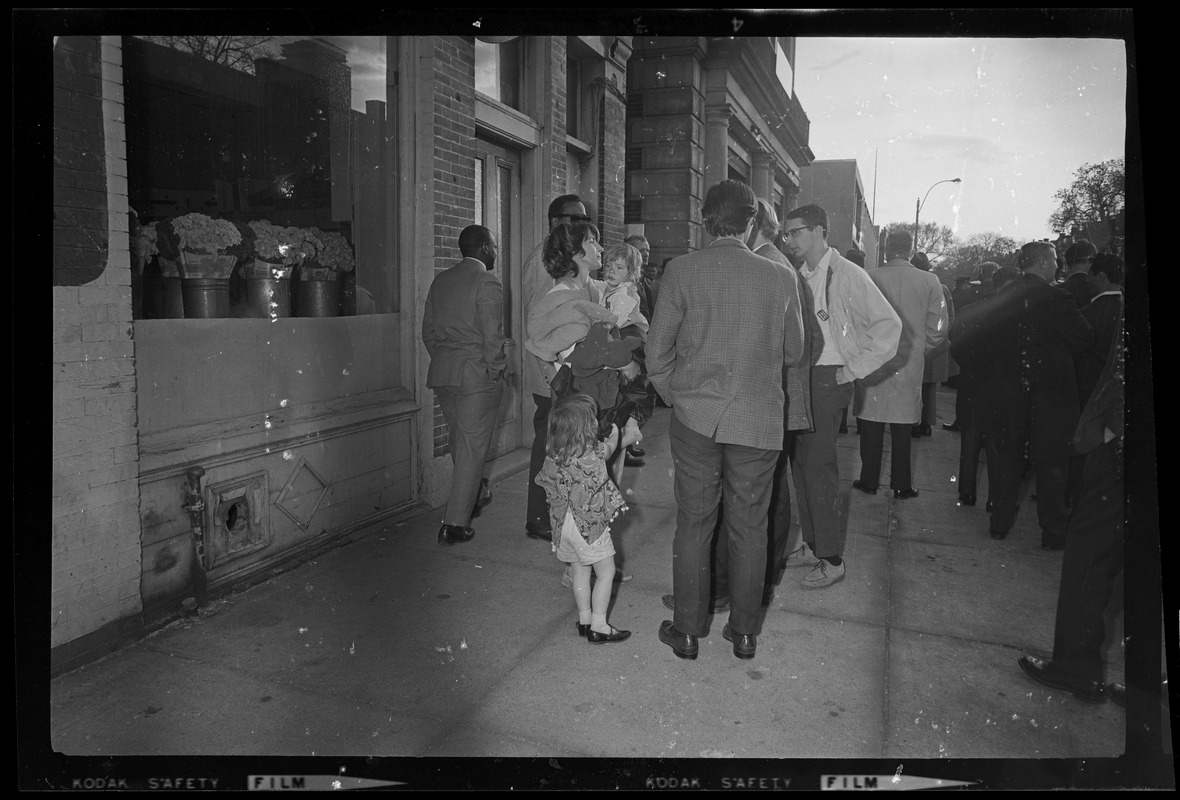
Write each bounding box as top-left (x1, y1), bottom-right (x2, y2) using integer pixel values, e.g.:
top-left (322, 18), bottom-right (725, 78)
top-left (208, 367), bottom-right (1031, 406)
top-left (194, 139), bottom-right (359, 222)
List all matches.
top-left (647, 237), bottom-right (804, 450)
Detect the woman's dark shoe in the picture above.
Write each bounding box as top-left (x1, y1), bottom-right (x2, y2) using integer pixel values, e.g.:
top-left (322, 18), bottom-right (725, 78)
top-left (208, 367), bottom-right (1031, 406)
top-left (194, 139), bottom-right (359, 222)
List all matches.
top-left (851, 479), bottom-right (878, 495)
top-left (658, 620), bottom-right (699, 660)
top-left (911, 425), bottom-right (933, 438)
top-left (438, 524), bottom-right (475, 545)
top-left (525, 525), bottom-right (552, 542)
top-left (942, 421), bottom-right (961, 432)
top-left (1107, 682), bottom-right (1126, 708)
top-left (576, 622), bottom-right (591, 637)
top-left (627, 444), bottom-right (645, 458)
top-left (1017, 655), bottom-right (1105, 702)
top-left (721, 624), bottom-right (756, 659)
top-left (893, 488), bottom-right (920, 500)
top-left (587, 626), bottom-right (631, 644)
top-left (958, 493), bottom-right (977, 506)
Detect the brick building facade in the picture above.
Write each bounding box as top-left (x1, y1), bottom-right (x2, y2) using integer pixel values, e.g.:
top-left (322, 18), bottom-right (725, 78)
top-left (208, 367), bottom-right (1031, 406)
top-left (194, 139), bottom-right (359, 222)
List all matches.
top-left (50, 34), bottom-right (631, 673)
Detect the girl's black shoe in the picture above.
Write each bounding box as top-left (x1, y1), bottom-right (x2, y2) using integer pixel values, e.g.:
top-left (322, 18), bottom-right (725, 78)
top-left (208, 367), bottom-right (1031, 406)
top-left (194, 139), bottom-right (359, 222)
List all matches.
top-left (586, 626), bottom-right (631, 644)
top-left (576, 622), bottom-right (590, 637)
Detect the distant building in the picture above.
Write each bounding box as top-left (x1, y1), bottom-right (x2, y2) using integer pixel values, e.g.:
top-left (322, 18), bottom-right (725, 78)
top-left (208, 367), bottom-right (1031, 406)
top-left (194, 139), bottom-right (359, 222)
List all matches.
top-left (623, 37), bottom-right (814, 264)
top-left (796, 159), bottom-right (878, 268)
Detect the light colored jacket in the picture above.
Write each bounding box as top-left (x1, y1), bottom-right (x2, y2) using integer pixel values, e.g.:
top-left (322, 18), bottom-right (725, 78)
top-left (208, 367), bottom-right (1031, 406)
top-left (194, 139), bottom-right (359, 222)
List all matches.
top-left (810, 247), bottom-right (902, 385)
top-left (853, 258), bottom-right (948, 423)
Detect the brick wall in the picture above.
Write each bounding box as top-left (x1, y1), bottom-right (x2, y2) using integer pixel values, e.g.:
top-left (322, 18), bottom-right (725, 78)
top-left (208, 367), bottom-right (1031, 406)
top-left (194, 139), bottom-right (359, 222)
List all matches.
top-left (597, 86), bottom-right (627, 245)
top-left (546, 38), bottom-right (569, 205)
top-left (52, 36), bottom-right (143, 665)
top-left (429, 36), bottom-right (478, 458)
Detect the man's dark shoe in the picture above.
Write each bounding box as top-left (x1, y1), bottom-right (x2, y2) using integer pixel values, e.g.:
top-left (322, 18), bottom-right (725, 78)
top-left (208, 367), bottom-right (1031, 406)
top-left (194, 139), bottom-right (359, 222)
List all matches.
top-left (525, 525), bottom-right (552, 542)
top-left (624, 452), bottom-right (646, 467)
top-left (471, 478), bottom-right (493, 519)
top-left (852, 479), bottom-right (878, 495)
top-left (438, 523), bottom-right (475, 545)
top-left (958, 493), bottom-right (977, 506)
top-left (658, 620), bottom-right (698, 660)
top-left (661, 593), bottom-right (728, 613)
top-left (1017, 655), bottom-right (1105, 702)
top-left (893, 488), bottom-right (920, 500)
top-left (911, 425), bottom-right (932, 438)
top-left (722, 623), bottom-right (756, 660)
top-left (627, 444), bottom-right (645, 458)
top-left (1107, 682), bottom-right (1126, 708)
top-left (942, 421), bottom-right (961, 432)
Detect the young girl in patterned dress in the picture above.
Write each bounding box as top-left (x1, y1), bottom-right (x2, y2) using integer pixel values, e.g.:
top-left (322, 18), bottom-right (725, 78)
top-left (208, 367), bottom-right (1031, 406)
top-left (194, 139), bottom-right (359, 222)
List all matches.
top-left (535, 393), bottom-right (642, 644)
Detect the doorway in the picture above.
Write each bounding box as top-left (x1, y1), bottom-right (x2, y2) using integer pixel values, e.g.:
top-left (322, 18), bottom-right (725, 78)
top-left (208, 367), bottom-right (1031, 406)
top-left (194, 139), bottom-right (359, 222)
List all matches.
top-left (473, 137), bottom-right (523, 459)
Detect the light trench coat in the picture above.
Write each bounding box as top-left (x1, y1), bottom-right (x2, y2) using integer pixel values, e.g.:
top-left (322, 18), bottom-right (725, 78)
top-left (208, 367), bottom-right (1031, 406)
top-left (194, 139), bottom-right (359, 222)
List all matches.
top-left (854, 259), bottom-right (949, 424)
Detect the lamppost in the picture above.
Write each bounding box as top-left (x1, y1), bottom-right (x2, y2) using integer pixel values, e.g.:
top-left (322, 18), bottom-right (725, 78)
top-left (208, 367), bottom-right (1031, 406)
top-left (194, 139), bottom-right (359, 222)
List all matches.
top-left (914, 178), bottom-right (961, 256)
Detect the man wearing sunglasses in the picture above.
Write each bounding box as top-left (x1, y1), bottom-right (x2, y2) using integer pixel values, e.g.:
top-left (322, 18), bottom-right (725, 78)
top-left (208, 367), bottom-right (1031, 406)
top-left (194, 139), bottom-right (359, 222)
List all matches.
top-left (522, 194), bottom-right (593, 543)
top-left (780, 204), bottom-right (901, 590)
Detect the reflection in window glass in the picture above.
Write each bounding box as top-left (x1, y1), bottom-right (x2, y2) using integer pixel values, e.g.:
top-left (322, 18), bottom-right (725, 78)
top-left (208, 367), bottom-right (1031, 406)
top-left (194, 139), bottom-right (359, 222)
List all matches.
top-left (124, 35), bottom-right (395, 318)
top-left (474, 39), bottom-right (522, 111)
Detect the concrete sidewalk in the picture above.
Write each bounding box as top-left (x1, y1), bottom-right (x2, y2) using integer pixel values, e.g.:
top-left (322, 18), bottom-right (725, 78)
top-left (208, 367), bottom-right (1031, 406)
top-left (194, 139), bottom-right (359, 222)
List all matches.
top-left (49, 389), bottom-right (1161, 770)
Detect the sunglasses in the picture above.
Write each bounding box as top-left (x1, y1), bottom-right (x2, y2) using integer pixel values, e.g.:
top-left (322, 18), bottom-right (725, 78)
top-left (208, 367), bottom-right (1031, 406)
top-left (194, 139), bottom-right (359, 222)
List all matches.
top-left (560, 214), bottom-right (592, 223)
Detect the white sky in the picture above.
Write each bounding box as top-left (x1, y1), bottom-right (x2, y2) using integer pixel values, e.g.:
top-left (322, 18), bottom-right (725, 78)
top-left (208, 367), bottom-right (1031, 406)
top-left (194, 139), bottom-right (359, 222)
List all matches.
top-left (793, 37), bottom-right (1127, 242)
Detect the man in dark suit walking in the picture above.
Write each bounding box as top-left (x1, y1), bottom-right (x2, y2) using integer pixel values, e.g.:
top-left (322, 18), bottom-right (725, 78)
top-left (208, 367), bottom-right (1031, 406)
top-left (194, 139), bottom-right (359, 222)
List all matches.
top-left (422, 225), bottom-right (507, 545)
top-left (648, 180), bottom-right (804, 661)
top-left (977, 241), bottom-right (1093, 547)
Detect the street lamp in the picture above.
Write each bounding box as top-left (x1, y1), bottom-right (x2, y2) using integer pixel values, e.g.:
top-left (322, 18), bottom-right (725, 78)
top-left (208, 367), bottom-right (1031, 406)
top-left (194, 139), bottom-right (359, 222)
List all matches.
top-left (914, 178), bottom-right (961, 256)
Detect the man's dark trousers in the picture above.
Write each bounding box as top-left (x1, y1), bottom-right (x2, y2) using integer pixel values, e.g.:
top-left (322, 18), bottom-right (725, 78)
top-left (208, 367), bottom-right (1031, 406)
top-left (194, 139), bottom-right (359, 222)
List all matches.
top-left (857, 420), bottom-right (913, 490)
top-left (792, 366), bottom-right (854, 560)
top-left (526, 392), bottom-right (552, 533)
top-left (436, 377), bottom-right (504, 525)
top-left (1051, 439), bottom-right (1123, 683)
top-left (669, 412), bottom-right (778, 638)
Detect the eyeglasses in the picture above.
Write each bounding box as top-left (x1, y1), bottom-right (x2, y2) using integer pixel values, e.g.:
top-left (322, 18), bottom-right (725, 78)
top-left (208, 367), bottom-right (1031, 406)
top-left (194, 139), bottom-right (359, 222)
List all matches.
top-left (560, 214), bottom-right (592, 223)
top-left (783, 225), bottom-right (815, 240)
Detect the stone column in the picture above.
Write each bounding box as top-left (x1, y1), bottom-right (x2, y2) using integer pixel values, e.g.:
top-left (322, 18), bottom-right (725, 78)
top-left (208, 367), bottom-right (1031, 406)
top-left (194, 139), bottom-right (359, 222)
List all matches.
top-left (704, 106), bottom-right (731, 191)
top-left (752, 150), bottom-right (773, 202)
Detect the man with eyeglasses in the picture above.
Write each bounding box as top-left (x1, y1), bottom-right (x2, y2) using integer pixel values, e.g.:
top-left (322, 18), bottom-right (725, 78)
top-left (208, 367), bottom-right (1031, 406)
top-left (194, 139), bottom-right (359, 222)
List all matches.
top-left (522, 194), bottom-right (593, 543)
top-left (780, 204), bottom-right (901, 589)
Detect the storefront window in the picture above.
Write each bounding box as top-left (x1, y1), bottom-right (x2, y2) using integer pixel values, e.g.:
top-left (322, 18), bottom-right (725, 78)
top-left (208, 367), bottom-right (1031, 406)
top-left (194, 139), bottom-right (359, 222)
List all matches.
top-left (124, 35), bottom-right (396, 319)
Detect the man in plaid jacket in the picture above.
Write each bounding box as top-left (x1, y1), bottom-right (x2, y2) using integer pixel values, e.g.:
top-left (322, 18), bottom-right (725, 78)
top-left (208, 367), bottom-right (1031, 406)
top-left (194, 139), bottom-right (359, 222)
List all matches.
top-left (647, 179), bottom-right (804, 661)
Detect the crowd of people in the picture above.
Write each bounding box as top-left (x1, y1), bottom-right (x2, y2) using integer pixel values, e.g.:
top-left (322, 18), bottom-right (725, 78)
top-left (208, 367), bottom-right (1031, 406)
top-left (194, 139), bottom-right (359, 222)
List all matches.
top-left (419, 181), bottom-right (1126, 702)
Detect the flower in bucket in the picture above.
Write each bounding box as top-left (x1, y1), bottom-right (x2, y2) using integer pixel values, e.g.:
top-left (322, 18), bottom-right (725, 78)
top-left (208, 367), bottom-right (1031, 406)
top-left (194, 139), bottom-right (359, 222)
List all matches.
top-left (171, 212), bottom-right (242, 255)
top-left (305, 230), bottom-right (355, 274)
top-left (132, 220), bottom-right (159, 273)
top-left (170, 212), bottom-right (242, 279)
top-left (246, 220), bottom-right (318, 279)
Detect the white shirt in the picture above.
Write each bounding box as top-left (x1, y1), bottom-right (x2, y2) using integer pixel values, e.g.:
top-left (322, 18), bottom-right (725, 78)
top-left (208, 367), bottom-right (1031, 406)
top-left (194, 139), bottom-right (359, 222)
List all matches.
top-left (800, 248), bottom-right (844, 366)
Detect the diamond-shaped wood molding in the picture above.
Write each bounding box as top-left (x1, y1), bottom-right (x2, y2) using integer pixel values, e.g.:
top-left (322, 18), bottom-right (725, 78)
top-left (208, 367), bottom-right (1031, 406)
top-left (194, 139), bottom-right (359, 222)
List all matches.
top-left (275, 455), bottom-right (330, 530)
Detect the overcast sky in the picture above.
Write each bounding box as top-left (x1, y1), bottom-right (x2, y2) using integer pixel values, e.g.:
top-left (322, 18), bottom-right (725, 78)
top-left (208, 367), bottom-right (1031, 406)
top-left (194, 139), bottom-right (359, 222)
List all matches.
top-left (793, 37), bottom-right (1127, 243)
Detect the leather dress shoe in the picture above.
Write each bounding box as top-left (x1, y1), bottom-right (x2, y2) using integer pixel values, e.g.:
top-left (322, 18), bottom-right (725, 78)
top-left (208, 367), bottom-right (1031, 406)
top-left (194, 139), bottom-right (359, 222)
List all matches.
top-left (662, 593), bottom-right (728, 613)
top-left (1017, 655), bottom-right (1105, 702)
top-left (852, 479), bottom-right (878, 495)
top-left (658, 620), bottom-right (698, 660)
top-left (587, 626), bottom-right (631, 644)
top-left (525, 526), bottom-right (552, 542)
top-left (627, 444), bottom-right (645, 458)
top-left (893, 488), bottom-right (920, 500)
top-left (576, 622), bottom-right (590, 637)
top-left (958, 493), bottom-right (977, 506)
top-left (722, 623), bottom-right (756, 660)
top-left (942, 421), bottom-right (961, 432)
top-left (911, 425), bottom-right (932, 438)
top-left (624, 453), bottom-right (646, 467)
top-left (438, 523), bottom-right (475, 545)
top-left (470, 478), bottom-right (493, 519)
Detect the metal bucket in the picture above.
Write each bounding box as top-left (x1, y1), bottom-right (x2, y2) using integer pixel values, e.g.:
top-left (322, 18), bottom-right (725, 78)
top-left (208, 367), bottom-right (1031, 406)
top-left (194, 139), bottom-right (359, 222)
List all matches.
top-left (245, 278), bottom-right (291, 319)
top-left (181, 277), bottom-right (231, 319)
top-left (296, 277), bottom-right (340, 317)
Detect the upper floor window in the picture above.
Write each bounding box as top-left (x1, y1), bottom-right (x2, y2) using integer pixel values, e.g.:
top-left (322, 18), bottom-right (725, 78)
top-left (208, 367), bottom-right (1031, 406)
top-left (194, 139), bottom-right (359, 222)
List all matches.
top-left (475, 38), bottom-right (524, 111)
